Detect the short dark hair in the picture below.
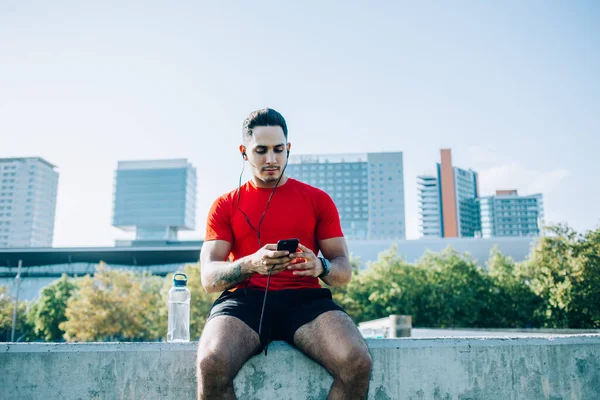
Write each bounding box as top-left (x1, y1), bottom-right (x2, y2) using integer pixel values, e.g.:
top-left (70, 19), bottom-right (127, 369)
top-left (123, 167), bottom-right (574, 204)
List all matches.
top-left (242, 108), bottom-right (288, 141)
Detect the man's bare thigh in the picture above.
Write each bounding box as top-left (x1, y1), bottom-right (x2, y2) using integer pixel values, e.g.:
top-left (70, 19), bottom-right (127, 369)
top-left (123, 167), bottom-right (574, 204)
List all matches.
top-left (293, 310), bottom-right (370, 372)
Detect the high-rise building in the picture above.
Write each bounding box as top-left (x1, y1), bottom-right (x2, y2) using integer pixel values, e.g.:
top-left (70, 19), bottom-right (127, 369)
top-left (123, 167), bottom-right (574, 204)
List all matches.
top-left (0, 157), bottom-right (59, 248)
top-left (416, 174), bottom-right (442, 237)
top-left (418, 149), bottom-right (479, 238)
top-left (285, 152), bottom-right (406, 240)
top-left (112, 159), bottom-right (197, 241)
top-left (478, 190), bottom-right (544, 238)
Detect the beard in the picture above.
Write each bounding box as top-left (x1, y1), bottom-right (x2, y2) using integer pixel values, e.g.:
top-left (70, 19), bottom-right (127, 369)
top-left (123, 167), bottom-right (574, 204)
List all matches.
top-left (262, 173), bottom-right (281, 182)
top-left (260, 167), bottom-right (282, 183)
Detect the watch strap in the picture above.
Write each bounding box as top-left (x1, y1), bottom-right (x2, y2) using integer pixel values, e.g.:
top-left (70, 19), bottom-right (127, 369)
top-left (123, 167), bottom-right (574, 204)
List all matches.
top-left (318, 257), bottom-right (331, 278)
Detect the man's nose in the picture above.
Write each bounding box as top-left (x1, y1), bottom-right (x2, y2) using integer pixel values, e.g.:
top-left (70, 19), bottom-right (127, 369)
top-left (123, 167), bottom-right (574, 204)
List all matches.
top-left (266, 151), bottom-right (277, 164)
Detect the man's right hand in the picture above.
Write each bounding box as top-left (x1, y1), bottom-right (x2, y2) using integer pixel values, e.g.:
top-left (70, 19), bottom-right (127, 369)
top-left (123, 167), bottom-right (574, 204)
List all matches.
top-left (246, 244), bottom-right (292, 275)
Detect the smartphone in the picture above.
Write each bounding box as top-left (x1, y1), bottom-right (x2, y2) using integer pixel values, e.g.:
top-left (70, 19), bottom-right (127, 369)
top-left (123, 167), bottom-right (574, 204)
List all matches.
top-left (277, 238), bottom-right (299, 253)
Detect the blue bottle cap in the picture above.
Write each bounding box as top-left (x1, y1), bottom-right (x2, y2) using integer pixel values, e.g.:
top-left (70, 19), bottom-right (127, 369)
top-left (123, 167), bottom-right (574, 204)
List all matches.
top-left (173, 273), bottom-right (188, 287)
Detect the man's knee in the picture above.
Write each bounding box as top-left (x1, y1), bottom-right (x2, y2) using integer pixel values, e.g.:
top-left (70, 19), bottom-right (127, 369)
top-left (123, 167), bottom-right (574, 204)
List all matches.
top-left (355, 349), bottom-right (373, 377)
top-left (334, 345), bottom-right (373, 382)
top-left (197, 349), bottom-right (232, 384)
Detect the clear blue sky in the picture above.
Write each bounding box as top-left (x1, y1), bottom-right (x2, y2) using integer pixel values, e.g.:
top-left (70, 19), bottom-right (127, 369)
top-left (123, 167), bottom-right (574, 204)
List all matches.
top-left (1, 1), bottom-right (598, 246)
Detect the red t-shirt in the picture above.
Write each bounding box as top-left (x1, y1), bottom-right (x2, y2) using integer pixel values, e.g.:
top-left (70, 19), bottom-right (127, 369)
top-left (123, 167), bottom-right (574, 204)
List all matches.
top-left (204, 178), bottom-right (344, 291)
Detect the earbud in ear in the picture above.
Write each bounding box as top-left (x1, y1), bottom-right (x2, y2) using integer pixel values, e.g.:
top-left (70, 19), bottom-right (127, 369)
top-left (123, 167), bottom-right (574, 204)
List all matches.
top-left (287, 149), bottom-right (290, 158)
top-left (242, 152), bottom-right (247, 159)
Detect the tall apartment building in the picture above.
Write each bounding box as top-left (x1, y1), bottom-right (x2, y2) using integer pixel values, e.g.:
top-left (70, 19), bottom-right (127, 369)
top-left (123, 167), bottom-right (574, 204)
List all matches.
top-left (285, 152), bottom-right (406, 240)
top-left (478, 190), bottom-right (544, 238)
top-left (0, 157), bottom-right (59, 248)
top-left (416, 175), bottom-right (442, 237)
top-left (112, 159), bottom-right (197, 241)
top-left (418, 149), bottom-right (479, 238)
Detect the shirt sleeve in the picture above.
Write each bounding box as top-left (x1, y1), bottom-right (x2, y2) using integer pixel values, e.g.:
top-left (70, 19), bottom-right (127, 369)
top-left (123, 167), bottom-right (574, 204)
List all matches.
top-left (205, 195), bottom-right (233, 242)
top-left (315, 189), bottom-right (344, 241)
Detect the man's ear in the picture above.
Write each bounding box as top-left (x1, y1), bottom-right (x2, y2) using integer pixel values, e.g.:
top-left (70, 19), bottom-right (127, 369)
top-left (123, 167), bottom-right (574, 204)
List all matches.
top-left (239, 144), bottom-right (247, 159)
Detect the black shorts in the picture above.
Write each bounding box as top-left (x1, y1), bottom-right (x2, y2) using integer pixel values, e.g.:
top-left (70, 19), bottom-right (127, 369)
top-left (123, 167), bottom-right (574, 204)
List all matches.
top-left (206, 287), bottom-right (346, 351)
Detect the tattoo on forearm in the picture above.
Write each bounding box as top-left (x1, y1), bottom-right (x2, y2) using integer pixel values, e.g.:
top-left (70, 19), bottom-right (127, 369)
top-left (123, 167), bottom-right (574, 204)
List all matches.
top-left (211, 264), bottom-right (242, 289)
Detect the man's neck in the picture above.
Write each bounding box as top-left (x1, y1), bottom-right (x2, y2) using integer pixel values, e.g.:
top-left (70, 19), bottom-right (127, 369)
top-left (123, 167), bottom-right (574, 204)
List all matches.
top-left (251, 174), bottom-right (289, 189)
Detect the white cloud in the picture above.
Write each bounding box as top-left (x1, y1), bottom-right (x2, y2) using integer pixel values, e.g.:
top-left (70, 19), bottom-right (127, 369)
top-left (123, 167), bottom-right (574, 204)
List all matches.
top-left (477, 162), bottom-right (569, 196)
top-left (528, 169), bottom-right (570, 194)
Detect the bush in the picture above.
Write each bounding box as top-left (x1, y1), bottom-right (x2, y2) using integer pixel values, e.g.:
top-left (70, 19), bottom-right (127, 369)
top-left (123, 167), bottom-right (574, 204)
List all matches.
top-left (0, 286), bottom-right (34, 342)
top-left (520, 224), bottom-right (600, 328)
top-left (27, 274), bottom-right (78, 341)
top-left (60, 263), bottom-right (164, 342)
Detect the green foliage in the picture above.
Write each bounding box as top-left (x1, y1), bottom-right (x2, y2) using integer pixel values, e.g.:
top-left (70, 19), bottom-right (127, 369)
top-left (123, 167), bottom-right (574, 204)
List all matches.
top-left (486, 247), bottom-right (544, 328)
top-left (521, 224), bottom-right (600, 328)
top-left (7, 224), bottom-right (599, 342)
top-left (346, 246), bottom-right (430, 324)
top-left (60, 263), bottom-right (164, 342)
top-left (332, 225), bottom-right (600, 330)
top-left (26, 274), bottom-right (78, 341)
top-left (334, 247), bottom-right (496, 328)
top-left (416, 248), bottom-right (493, 328)
top-left (24, 262), bottom-right (218, 343)
top-left (0, 286), bottom-right (34, 342)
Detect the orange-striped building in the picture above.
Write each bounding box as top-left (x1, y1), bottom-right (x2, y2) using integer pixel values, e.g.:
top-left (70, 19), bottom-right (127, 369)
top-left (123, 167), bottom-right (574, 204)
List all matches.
top-left (417, 149), bottom-right (479, 238)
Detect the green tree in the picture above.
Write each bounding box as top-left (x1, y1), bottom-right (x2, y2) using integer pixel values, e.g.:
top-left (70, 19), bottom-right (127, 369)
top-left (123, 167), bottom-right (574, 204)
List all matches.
top-left (60, 263), bottom-right (164, 342)
top-left (486, 247), bottom-right (543, 328)
top-left (569, 227), bottom-right (600, 328)
top-left (417, 248), bottom-right (494, 328)
top-left (326, 225), bottom-right (600, 330)
top-left (521, 224), bottom-right (600, 328)
top-left (332, 246), bottom-right (430, 325)
top-left (26, 274), bottom-right (78, 341)
top-left (0, 286), bottom-right (34, 342)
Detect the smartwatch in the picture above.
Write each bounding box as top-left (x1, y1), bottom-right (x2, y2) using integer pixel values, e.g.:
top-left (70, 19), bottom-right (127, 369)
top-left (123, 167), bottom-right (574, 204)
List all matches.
top-left (318, 257), bottom-right (331, 278)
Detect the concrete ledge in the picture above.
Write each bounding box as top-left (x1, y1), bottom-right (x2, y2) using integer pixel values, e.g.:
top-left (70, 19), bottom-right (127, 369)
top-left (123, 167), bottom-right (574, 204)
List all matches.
top-left (2, 335), bottom-right (600, 399)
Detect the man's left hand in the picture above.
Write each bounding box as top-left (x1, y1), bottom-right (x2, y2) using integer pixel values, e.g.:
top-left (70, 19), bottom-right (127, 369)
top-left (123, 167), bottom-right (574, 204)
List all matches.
top-left (288, 243), bottom-right (324, 277)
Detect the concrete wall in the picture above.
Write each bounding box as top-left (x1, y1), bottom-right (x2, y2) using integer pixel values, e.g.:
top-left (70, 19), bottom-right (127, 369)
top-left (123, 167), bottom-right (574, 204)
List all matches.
top-left (2, 336), bottom-right (599, 400)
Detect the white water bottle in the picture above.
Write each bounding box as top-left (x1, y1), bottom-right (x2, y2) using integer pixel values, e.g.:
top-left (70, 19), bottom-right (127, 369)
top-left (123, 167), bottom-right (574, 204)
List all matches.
top-left (167, 273), bottom-right (191, 342)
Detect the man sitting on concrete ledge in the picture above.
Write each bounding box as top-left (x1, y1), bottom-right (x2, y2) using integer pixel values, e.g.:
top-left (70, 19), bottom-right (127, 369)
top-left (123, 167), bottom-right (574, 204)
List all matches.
top-left (197, 108), bottom-right (373, 400)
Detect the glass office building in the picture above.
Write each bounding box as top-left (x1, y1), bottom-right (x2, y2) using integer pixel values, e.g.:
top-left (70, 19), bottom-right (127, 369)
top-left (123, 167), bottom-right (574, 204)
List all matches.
top-left (285, 152), bottom-right (406, 240)
top-left (112, 159), bottom-right (197, 241)
top-left (418, 149), bottom-right (479, 238)
top-left (454, 167), bottom-right (480, 237)
top-left (0, 157), bottom-right (59, 248)
top-left (478, 190), bottom-right (544, 238)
